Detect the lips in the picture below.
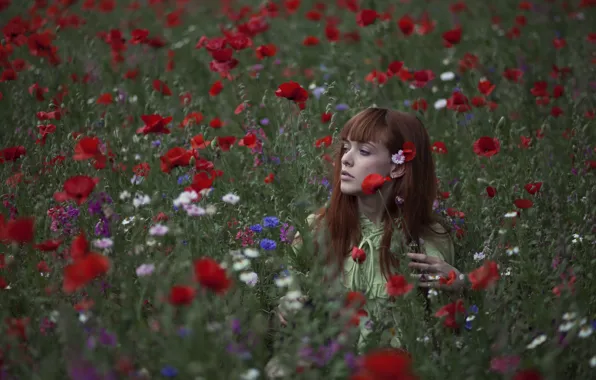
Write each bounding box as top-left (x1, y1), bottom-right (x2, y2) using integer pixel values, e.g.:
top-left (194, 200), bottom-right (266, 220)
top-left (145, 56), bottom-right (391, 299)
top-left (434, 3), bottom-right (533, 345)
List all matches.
top-left (341, 170), bottom-right (354, 178)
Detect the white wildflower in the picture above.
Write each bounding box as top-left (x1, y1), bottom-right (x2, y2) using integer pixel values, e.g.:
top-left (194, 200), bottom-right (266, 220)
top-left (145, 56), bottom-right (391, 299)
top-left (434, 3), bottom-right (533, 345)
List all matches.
top-left (578, 325), bottom-right (593, 338)
top-left (240, 368), bottom-right (260, 380)
top-left (562, 312), bottom-right (577, 321)
top-left (133, 193), bottom-right (151, 208)
top-left (173, 190), bottom-right (198, 207)
top-left (233, 258), bottom-right (250, 271)
top-left (136, 264), bottom-right (155, 277)
top-left (205, 204), bottom-right (217, 215)
top-left (440, 71), bottom-right (455, 81)
top-left (130, 175), bottom-right (144, 185)
top-left (239, 272), bottom-right (259, 287)
top-left (93, 238), bottom-right (113, 249)
top-left (526, 334), bottom-right (547, 349)
top-left (122, 216), bottom-right (136, 225)
top-left (506, 246), bottom-right (520, 256)
top-left (571, 233), bottom-right (583, 244)
top-left (504, 211), bottom-right (518, 218)
top-left (433, 99), bottom-right (447, 110)
top-left (473, 252), bottom-right (485, 261)
top-left (149, 224), bottom-right (169, 236)
top-left (119, 191), bottom-right (131, 200)
top-left (184, 204), bottom-right (206, 216)
top-left (243, 248), bottom-right (260, 258)
top-left (280, 290), bottom-right (304, 311)
top-left (589, 355), bottom-right (596, 368)
top-left (222, 193), bottom-right (240, 204)
top-left (274, 275), bottom-right (294, 288)
top-left (558, 321), bottom-right (576, 332)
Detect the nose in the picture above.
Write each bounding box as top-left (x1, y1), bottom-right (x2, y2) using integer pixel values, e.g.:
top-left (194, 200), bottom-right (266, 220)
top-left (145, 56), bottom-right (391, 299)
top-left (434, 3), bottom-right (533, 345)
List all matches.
top-left (341, 149), bottom-right (353, 167)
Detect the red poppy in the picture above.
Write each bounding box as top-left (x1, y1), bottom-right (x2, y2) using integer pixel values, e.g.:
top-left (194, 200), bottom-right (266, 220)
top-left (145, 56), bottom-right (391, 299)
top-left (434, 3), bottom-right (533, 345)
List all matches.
top-left (361, 173), bottom-right (389, 195)
top-left (468, 261), bottom-right (500, 290)
top-left (442, 26), bottom-right (462, 46)
top-left (160, 147), bottom-right (193, 173)
top-left (54, 176), bottom-right (99, 205)
top-left (345, 291), bottom-right (367, 309)
top-left (473, 137), bottom-right (500, 157)
top-left (73, 136), bottom-right (102, 160)
top-left (440, 271), bottom-right (457, 286)
top-left (152, 79), bottom-right (172, 96)
top-left (0, 146), bottom-right (26, 163)
top-left (513, 368), bottom-right (543, 380)
top-left (351, 349), bottom-right (417, 380)
top-left (275, 81), bottom-right (308, 103)
top-left (397, 15), bottom-right (415, 36)
top-left (168, 285), bottom-right (196, 306)
top-left (478, 80), bottom-right (496, 96)
top-left (514, 199), bottom-right (533, 209)
top-left (209, 80), bottom-right (223, 96)
top-left (180, 112), bottom-right (204, 128)
top-left (351, 247), bottom-right (366, 263)
top-left (256, 44), bottom-right (277, 59)
top-left (96, 93), bottom-right (113, 105)
top-left (524, 182), bottom-right (542, 195)
top-left (315, 135), bottom-right (332, 148)
top-left (0, 216), bottom-right (35, 244)
top-left (189, 172), bottom-right (214, 193)
top-left (209, 118), bottom-right (223, 128)
top-left (432, 141), bottom-right (448, 154)
top-left (264, 173), bottom-right (275, 183)
top-left (63, 253), bottom-right (110, 294)
top-left (486, 186), bottom-right (497, 198)
top-left (356, 9), bottom-right (378, 27)
top-left (447, 91), bottom-right (471, 112)
top-left (193, 257), bottom-right (232, 294)
top-left (133, 162), bottom-right (151, 177)
top-left (217, 136), bottom-right (237, 151)
top-left (190, 134), bottom-right (211, 150)
top-left (34, 239), bottom-right (62, 251)
top-left (321, 113), bottom-right (332, 123)
top-left (238, 133), bottom-right (257, 149)
top-left (402, 142), bottom-right (416, 162)
top-left (386, 274), bottom-right (414, 297)
top-left (137, 114), bottom-right (172, 135)
top-left (435, 299), bottom-right (465, 329)
top-left (70, 232), bottom-right (90, 260)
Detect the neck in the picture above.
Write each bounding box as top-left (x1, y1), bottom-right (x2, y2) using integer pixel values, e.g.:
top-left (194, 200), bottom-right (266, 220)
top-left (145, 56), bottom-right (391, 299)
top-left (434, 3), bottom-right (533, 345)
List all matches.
top-left (357, 192), bottom-right (387, 226)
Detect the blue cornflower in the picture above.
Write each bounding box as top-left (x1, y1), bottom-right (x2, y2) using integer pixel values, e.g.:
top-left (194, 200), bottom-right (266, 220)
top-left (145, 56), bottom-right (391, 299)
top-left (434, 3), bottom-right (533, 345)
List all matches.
top-left (263, 217), bottom-right (279, 228)
top-left (152, 140), bottom-right (161, 147)
top-left (260, 118), bottom-right (269, 125)
top-left (250, 224), bottom-right (263, 233)
top-left (177, 174), bottom-right (191, 185)
top-left (312, 87), bottom-right (325, 99)
top-left (178, 327), bottom-right (191, 337)
top-left (161, 366), bottom-right (178, 377)
top-left (260, 239), bottom-right (277, 250)
top-left (335, 103), bottom-right (349, 111)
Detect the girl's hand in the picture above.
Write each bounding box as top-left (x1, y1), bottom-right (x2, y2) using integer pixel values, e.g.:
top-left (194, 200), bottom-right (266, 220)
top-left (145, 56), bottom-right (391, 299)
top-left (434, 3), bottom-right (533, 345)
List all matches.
top-left (406, 253), bottom-right (466, 292)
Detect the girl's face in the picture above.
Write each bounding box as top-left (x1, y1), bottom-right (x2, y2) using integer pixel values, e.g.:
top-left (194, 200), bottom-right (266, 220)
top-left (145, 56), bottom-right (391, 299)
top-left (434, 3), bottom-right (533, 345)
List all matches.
top-left (339, 139), bottom-right (398, 196)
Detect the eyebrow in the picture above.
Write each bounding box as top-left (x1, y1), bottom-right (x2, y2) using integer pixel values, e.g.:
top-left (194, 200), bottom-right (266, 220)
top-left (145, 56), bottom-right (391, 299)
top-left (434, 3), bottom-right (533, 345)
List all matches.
top-left (341, 139), bottom-right (377, 149)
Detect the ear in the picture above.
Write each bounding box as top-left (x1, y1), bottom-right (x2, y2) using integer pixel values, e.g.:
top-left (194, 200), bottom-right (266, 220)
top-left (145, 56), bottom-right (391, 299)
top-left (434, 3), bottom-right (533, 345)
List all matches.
top-left (389, 164), bottom-right (406, 179)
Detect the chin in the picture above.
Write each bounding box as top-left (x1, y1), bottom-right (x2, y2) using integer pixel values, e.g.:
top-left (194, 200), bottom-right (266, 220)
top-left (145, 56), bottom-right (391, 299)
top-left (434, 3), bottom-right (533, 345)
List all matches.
top-left (339, 183), bottom-right (360, 195)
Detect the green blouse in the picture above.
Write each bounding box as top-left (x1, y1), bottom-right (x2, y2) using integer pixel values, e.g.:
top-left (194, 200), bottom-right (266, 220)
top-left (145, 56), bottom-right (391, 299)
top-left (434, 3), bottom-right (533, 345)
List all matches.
top-left (292, 211), bottom-right (454, 351)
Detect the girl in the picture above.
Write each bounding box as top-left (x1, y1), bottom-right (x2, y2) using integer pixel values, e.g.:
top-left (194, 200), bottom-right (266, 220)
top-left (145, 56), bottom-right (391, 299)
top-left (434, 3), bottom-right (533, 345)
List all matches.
top-left (267, 108), bottom-right (466, 377)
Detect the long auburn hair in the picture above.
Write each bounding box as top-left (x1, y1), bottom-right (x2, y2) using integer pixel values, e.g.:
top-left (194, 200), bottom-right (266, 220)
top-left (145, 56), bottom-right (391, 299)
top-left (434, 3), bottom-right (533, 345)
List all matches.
top-left (313, 107), bottom-right (451, 280)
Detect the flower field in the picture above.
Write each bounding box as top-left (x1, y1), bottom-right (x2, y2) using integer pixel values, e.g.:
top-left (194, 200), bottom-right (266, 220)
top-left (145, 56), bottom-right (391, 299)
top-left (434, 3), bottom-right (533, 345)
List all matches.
top-left (1, 0), bottom-right (595, 379)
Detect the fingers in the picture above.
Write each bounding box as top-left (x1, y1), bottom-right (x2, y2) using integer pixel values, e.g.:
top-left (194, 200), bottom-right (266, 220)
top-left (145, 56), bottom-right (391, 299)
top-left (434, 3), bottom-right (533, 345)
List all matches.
top-left (408, 261), bottom-right (437, 272)
top-left (278, 311), bottom-right (288, 326)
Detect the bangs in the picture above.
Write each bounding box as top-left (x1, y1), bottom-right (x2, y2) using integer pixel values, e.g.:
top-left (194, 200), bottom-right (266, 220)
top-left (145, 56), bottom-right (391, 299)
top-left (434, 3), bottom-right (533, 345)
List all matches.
top-left (339, 108), bottom-right (390, 144)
